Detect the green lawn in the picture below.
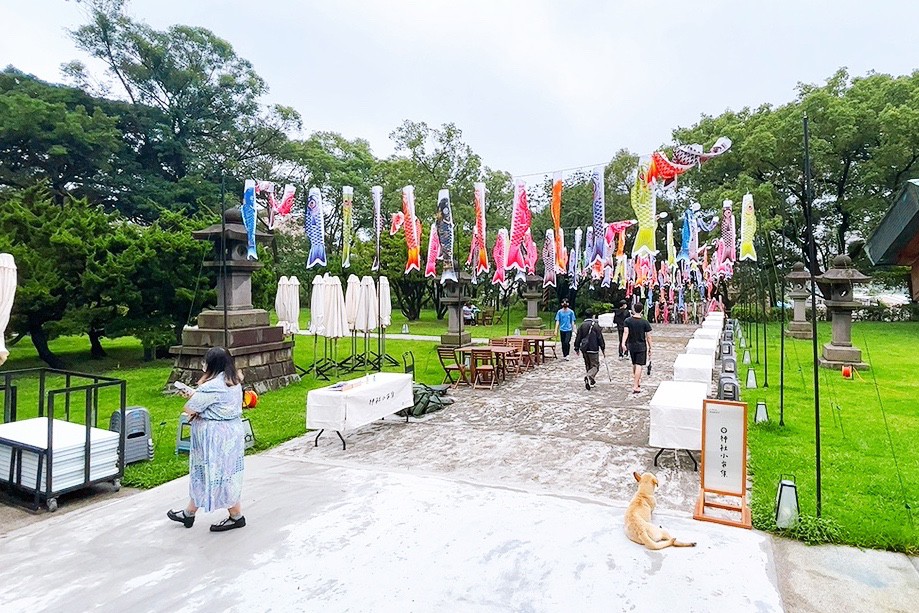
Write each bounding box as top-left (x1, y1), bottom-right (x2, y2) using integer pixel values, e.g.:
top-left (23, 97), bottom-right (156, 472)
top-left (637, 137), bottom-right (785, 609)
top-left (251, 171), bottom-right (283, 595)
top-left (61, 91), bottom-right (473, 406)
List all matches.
top-left (0, 332), bottom-right (446, 489)
top-left (740, 320), bottom-right (919, 553)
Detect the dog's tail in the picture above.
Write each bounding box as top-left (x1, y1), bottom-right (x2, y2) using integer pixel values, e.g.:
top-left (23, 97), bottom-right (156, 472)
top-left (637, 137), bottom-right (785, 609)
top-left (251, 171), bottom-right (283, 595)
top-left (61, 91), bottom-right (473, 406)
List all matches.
top-left (670, 539), bottom-right (697, 547)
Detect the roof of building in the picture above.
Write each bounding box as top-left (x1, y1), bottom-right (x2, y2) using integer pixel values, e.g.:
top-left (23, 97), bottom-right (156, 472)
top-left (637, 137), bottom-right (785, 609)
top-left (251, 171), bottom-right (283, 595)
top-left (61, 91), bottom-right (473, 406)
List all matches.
top-left (866, 179), bottom-right (919, 266)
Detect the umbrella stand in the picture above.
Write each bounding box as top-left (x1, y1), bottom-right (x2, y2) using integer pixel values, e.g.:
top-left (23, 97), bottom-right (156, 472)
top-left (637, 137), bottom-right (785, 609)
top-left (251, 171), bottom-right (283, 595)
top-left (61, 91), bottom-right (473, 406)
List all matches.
top-left (338, 330), bottom-right (364, 372)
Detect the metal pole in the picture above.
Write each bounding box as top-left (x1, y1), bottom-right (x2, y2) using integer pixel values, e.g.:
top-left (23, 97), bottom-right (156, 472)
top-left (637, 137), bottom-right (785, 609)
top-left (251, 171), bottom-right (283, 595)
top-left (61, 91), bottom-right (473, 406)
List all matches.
top-left (804, 113), bottom-right (822, 517)
top-left (755, 271), bottom-right (761, 365)
top-left (220, 172), bottom-right (228, 348)
top-left (766, 227), bottom-right (785, 425)
top-left (761, 274), bottom-right (768, 386)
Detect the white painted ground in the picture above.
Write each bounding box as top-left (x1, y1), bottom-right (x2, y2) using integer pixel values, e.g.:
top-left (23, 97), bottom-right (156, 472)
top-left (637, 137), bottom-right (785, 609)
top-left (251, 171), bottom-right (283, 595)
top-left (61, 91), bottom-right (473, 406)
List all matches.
top-left (0, 456), bottom-right (782, 612)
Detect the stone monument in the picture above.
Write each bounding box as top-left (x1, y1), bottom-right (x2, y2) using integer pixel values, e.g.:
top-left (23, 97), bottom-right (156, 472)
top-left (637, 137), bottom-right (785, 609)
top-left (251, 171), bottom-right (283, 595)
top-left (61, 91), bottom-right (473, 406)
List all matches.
top-left (168, 208), bottom-right (299, 392)
top-left (439, 272), bottom-right (473, 347)
top-left (784, 262), bottom-right (813, 340)
top-left (521, 274), bottom-right (545, 332)
top-left (816, 255), bottom-right (870, 370)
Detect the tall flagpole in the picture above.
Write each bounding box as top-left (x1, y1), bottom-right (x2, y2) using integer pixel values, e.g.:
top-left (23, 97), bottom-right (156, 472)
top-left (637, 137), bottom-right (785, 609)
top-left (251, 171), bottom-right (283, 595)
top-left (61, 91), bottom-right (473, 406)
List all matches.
top-left (220, 172), bottom-right (228, 348)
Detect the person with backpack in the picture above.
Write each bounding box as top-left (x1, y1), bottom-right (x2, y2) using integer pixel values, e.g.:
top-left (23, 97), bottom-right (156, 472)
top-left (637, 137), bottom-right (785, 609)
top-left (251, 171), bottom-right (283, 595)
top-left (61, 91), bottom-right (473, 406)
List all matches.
top-left (574, 309), bottom-right (605, 390)
top-left (621, 302), bottom-right (653, 395)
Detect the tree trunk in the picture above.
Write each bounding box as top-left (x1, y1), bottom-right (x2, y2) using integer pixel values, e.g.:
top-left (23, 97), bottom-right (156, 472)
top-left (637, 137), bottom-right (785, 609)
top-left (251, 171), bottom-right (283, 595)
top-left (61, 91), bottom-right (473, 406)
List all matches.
top-left (88, 328), bottom-right (107, 359)
top-left (29, 323), bottom-right (65, 369)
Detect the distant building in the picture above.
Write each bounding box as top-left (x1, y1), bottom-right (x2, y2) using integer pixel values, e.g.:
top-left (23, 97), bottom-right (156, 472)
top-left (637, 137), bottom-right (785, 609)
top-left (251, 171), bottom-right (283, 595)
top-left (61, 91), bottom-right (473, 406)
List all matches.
top-left (866, 179), bottom-right (919, 301)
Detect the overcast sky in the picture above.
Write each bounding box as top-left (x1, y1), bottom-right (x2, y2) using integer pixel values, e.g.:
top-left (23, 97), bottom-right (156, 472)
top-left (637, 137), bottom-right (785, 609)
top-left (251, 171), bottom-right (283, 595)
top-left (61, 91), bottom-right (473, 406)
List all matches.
top-left (3, 0), bottom-right (918, 179)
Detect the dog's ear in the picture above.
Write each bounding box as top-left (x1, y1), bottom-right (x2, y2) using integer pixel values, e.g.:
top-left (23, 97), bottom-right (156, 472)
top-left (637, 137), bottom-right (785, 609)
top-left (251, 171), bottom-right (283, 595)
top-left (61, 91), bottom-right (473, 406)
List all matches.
top-left (633, 471), bottom-right (642, 482)
top-left (652, 475), bottom-right (659, 488)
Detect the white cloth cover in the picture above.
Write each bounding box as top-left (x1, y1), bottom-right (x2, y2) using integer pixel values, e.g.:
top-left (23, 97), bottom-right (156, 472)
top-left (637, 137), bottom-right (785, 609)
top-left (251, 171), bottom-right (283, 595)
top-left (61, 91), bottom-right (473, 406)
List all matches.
top-left (694, 327), bottom-right (721, 340)
top-left (0, 253), bottom-right (15, 366)
top-left (286, 276), bottom-right (301, 334)
top-left (702, 319), bottom-right (723, 330)
top-left (649, 381), bottom-right (710, 450)
top-left (308, 275), bottom-right (327, 336)
top-left (306, 373), bottom-right (413, 432)
top-left (354, 276), bottom-right (378, 333)
top-left (345, 274), bottom-right (361, 331)
top-left (673, 353), bottom-right (714, 384)
top-left (323, 276), bottom-right (349, 339)
top-left (378, 276), bottom-right (392, 328)
top-left (685, 338), bottom-right (718, 368)
top-left (597, 313), bottom-right (615, 329)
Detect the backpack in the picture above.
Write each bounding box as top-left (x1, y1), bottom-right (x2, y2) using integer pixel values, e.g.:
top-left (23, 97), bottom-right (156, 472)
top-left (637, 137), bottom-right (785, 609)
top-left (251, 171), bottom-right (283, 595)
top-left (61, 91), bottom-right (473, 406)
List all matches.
top-left (579, 320), bottom-right (600, 352)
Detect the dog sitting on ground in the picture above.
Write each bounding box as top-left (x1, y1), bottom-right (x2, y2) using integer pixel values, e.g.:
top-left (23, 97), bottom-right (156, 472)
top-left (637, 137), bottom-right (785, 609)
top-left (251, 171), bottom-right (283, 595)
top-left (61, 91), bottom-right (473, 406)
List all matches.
top-left (624, 471), bottom-right (697, 550)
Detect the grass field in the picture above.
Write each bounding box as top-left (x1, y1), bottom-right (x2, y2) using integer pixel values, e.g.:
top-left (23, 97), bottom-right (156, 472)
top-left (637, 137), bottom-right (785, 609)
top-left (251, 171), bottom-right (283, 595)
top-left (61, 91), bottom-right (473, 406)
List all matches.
top-left (740, 320), bottom-right (919, 553)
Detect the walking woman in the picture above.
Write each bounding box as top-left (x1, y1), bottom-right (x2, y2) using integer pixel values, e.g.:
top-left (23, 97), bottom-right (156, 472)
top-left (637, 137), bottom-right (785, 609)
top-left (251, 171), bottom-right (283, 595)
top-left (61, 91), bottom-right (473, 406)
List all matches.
top-left (168, 347), bottom-right (247, 532)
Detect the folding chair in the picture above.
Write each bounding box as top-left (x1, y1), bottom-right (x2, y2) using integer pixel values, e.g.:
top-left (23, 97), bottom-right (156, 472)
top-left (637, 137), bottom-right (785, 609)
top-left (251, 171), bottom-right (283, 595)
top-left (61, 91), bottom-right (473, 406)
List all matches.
top-left (437, 346), bottom-right (469, 386)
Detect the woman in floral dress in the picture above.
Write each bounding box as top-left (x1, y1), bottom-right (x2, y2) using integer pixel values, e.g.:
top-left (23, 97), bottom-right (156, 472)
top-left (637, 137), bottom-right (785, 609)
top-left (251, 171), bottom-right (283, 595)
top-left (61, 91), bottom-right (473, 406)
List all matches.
top-left (168, 347), bottom-right (246, 532)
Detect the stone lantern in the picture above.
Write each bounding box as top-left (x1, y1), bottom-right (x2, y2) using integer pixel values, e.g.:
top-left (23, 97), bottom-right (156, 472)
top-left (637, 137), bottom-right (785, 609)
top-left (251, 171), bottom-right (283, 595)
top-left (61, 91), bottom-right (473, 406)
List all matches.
top-left (167, 208), bottom-right (299, 392)
top-left (815, 254), bottom-right (870, 370)
top-left (521, 274), bottom-right (545, 332)
top-left (440, 272), bottom-right (473, 347)
top-left (784, 262), bottom-right (813, 340)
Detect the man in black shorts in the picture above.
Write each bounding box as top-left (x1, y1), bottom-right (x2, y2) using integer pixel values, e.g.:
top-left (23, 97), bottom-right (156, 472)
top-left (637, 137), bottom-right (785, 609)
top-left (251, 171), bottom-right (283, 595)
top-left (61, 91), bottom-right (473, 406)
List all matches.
top-left (621, 302), bottom-right (652, 394)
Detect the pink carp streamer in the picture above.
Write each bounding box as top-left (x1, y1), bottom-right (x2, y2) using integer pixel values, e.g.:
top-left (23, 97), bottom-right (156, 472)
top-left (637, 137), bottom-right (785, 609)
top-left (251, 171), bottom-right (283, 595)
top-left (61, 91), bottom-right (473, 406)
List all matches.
top-left (505, 180), bottom-right (532, 273)
top-left (390, 185), bottom-right (422, 274)
top-left (467, 182), bottom-right (490, 276)
top-left (492, 228), bottom-right (509, 286)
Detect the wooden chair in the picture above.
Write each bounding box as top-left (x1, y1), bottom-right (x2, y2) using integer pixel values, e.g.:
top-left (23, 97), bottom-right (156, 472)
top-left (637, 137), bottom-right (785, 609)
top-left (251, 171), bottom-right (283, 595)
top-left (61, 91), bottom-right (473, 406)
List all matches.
top-left (470, 348), bottom-right (497, 390)
top-left (527, 329), bottom-right (558, 359)
top-left (508, 338), bottom-right (534, 370)
top-left (436, 346), bottom-right (468, 387)
top-left (482, 307), bottom-right (495, 325)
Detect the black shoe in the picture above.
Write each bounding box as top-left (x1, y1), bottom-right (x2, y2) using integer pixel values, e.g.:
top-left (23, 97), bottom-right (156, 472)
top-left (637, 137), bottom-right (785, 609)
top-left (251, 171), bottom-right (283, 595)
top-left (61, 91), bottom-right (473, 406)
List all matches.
top-left (210, 516), bottom-right (246, 532)
top-left (167, 509), bottom-right (195, 528)
top-left (589, 377), bottom-right (596, 386)
top-left (584, 376), bottom-right (591, 390)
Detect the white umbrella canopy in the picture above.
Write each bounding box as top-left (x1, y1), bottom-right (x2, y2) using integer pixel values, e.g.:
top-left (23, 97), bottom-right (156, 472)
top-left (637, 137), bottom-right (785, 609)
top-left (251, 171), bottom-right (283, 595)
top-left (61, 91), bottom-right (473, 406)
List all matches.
top-left (345, 274), bottom-right (361, 331)
top-left (286, 276), bottom-right (302, 334)
top-left (378, 276), bottom-right (392, 329)
top-left (355, 275), bottom-right (378, 333)
top-left (308, 274), bottom-right (327, 336)
top-left (323, 276), bottom-right (349, 339)
top-left (0, 253), bottom-right (16, 366)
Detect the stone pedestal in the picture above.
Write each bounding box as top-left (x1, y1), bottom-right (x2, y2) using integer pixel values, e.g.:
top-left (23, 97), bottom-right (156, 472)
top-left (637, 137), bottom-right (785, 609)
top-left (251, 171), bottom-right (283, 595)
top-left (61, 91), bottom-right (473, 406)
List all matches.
top-left (440, 273), bottom-right (473, 347)
top-left (816, 255), bottom-right (870, 370)
top-left (784, 262), bottom-right (813, 340)
top-left (167, 208), bottom-right (299, 392)
top-left (521, 274), bottom-right (545, 331)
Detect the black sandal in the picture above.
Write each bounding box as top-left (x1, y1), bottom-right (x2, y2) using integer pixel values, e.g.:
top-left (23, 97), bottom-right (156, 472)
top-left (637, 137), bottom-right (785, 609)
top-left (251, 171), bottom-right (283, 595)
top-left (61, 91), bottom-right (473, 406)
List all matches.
top-left (210, 516), bottom-right (247, 532)
top-left (167, 509), bottom-right (195, 528)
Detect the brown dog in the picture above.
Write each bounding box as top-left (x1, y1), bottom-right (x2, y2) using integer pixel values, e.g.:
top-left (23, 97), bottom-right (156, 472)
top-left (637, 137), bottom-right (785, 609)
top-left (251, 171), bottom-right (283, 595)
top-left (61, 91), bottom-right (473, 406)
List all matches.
top-left (624, 471), bottom-right (696, 550)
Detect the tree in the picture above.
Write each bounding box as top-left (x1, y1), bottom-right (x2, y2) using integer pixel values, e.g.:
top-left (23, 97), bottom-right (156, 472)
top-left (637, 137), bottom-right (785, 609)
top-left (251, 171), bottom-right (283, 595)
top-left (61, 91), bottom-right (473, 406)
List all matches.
top-left (68, 0), bottom-right (299, 202)
top-left (0, 187), bottom-right (113, 367)
top-left (674, 68), bottom-right (919, 285)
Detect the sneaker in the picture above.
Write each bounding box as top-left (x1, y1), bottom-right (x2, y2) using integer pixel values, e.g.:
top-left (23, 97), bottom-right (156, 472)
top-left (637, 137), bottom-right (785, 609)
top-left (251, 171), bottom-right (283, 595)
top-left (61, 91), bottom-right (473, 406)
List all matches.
top-left (167, 509), bottom-right (195, 528)
top-left (564, 356), bottom-right (570, 361)
top-left (210, 516), bottom-right (246, 532)
top-left (584, 376), bottom-right (591, 390)
top-left (589, 377), bottom-right (596, 386)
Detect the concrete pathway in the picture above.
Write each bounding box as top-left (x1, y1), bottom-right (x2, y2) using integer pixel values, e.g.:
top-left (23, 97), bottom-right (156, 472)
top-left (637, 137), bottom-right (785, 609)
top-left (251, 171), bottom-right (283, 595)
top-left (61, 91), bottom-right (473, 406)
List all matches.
top-left (2, 324), bottom-right (918, 611)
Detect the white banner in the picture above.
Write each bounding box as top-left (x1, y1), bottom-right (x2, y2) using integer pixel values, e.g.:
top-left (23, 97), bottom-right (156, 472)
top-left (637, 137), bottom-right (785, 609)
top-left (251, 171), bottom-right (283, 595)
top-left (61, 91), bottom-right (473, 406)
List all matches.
top-left (701, 400), bottom-right (747, 496)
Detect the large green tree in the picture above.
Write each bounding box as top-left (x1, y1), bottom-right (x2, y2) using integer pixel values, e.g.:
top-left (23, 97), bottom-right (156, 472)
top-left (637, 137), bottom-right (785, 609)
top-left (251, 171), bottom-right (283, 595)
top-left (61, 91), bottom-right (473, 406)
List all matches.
top-left (674, 68), bottom-right (919, 285)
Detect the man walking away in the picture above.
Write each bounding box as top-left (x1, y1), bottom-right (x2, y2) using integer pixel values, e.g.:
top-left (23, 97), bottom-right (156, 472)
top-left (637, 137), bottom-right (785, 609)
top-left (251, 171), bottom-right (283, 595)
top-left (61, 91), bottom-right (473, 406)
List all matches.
top-left (555, 300), bottom-right (576, 360)
top-left (574, 310), bottom-right (605, 390)
top-left (621, 302), bottom-right (652, 394)
top-left (613, 301), bottom-right (629, 358)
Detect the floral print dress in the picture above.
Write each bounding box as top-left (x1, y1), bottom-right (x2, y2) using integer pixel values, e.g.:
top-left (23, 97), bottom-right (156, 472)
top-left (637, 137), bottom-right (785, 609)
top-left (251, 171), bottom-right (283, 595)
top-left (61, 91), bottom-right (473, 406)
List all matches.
top-left (185, 373), bottom-right (245, 511)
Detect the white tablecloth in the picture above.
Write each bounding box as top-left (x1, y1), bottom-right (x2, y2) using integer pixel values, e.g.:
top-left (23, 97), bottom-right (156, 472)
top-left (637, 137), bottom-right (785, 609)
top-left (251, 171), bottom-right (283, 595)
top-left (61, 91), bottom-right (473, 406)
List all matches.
top-left (597, 313), bottom-right (616, 329)
top-left (673, 353), bottom-right (714, 384)
top-left (649, 381), bottom-right (710, 450)
top-left (701, 319), bottom-right (723, 330)
top-left (306, 373), bottom-right (413, 432)
top-left (686, 338), bottom-right (718, 368)
top-left (694, 327), bottom-right (721, 340)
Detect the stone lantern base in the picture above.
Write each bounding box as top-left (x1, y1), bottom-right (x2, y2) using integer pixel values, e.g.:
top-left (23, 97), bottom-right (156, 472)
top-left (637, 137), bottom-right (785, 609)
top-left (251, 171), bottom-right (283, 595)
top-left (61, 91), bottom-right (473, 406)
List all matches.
top-left (785, 320), bottom-right (813, 340)
top-left (440, 331), bottom-right (472, 347)
top-left (818, 343), bottom-right (869, 370)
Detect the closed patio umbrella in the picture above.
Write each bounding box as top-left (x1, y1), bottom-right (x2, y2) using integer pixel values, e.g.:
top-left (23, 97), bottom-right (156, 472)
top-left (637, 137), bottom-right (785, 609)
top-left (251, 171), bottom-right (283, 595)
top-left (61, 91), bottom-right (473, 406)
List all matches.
top-left (378, 276), bottom-right (392, 329)
top-left (275, 276), bottom-right (292, 333)
top-left (308, 275), bottom-right (328, 377)
top-left (355, 276), bottom-right (378, 333)
top-left (324, 276), bottom-right (349, 340)
top-left (286, 276), bottom-right (301, 334)
top-left (0, 253), bottom-right (16, 366)
top-left (345, 274), bottom-right (361, 331)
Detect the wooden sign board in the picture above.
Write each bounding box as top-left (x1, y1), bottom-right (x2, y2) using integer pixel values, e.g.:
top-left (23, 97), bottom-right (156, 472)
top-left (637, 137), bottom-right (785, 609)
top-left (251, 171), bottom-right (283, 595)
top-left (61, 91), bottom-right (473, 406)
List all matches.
top-left (693, 399), bottom-right (751, 529)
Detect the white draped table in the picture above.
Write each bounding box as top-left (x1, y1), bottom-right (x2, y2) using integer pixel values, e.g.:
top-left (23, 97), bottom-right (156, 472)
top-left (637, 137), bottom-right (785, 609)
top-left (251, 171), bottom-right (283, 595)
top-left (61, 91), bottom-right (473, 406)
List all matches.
top-left (306, 373), bottom-right (413, 449)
